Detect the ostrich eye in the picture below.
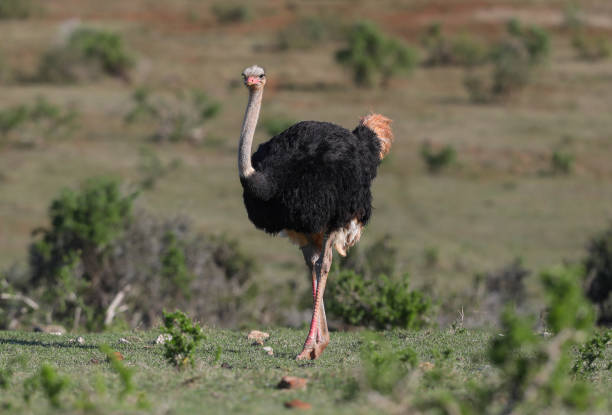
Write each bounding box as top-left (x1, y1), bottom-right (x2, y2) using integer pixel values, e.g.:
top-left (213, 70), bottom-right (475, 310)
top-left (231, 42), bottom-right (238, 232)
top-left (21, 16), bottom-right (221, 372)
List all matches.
top-left (259, 74), bottom-right (265, 78)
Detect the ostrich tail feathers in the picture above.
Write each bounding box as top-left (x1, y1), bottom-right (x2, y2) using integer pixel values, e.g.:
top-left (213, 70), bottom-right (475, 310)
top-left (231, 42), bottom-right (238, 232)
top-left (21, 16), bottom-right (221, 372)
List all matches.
top-left (360, 113), bottom-right (394, 159)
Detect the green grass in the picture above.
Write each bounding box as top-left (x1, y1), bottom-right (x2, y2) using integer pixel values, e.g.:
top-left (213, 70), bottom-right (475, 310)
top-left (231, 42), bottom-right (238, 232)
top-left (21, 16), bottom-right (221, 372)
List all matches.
top-left (0, 328), bottom-right (487, 414)
top-left (1, 328), bottom-right (610, 414)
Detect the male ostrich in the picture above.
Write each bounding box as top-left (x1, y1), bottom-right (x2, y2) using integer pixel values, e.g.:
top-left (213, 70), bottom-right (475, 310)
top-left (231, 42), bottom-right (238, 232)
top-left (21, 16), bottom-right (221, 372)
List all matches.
top-left (238, 65), bottom-right (393, 360)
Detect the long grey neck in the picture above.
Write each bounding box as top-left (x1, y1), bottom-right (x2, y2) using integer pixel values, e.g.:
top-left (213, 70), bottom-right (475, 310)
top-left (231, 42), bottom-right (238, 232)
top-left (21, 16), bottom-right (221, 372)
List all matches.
top-left (238, 87), bottom-right (263, 179)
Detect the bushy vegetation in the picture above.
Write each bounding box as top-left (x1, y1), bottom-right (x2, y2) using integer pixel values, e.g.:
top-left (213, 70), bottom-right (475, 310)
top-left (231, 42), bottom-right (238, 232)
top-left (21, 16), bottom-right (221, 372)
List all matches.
top-left (551, 149), bottom-right (575, 175)
top-left (125, 87), bottom-right (221, 143)
top-left (420, 23), bottom-right (488, 67)
top-left (336, 21), bottom-right (418, 87)
top-left (420, 141), bottom-right (457, 174)
top-left (584, 225), bottom-right (612, 324)
top-left (463, 19), bottom-right (550, 102)
top-left (326, 236), bottom-right (431, 329)
top-left (211, 3), bottom-right (252, 24)
top-left (0, 177), bottom-right (258, 331)
top-left (38, 27), bottom-right (133, 83)
top-left (161, 310), bottom-right (205, 368)
top-left (0, 96), bottom-right (78, 147)
top-left (0, 0), bottom-right (35, 19)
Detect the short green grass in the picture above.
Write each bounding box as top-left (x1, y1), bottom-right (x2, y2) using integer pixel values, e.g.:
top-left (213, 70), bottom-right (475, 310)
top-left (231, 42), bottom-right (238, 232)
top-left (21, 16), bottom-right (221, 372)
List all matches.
top-left (1, 328), bottom-right (610, 414)
top-left (0, 328), bottom-right (490, 414)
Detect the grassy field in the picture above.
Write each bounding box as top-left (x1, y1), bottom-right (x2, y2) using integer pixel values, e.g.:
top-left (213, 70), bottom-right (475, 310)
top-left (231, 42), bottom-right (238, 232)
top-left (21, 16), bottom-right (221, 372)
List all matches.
top-left (0, 0), bottom-right (611, 346)
top-left (1, 327), bottom-right (610, 414)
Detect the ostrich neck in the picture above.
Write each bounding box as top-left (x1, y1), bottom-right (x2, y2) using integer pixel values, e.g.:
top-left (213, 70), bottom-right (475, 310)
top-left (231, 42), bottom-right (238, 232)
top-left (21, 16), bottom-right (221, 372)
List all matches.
top-left (238, 87), bottom-right (263, 179)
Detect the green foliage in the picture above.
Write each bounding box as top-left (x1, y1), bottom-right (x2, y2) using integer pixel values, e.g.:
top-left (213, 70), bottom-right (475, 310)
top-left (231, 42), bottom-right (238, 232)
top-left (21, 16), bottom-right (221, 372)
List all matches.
top-left (420, 265), bottom-right (602, 414)
top-left (336, 21), bottom-right (418, 87)
top-left (360, 332), bottom-right (417, 394)
top-left (161, 310), bottom-right (205, 368)
top-left (572, 330), bottom-right (612, 374)
top-left (584, 225), bottom-right (612, 324)
top-left (551, 150), bottom-right (575, 175)
top-left (541, 265), bottom-right (595, 333)
top-left (27, 177), bottom-right (135, 329)
top-left (1, 176), bottom-right (258, 331)
top-left (421, 23), bottom-right (488, 67)
top-left (327, 270), bottom-right (430, 329)
top-left (0, 0), bottom-right (34, 19)
top-left (506, 19), bottom-right (550, 64)
top-left (161, 232), bottom-right (194, 299)
top-left (261, 116), bottom-right (297, 137)
top-left (0, 96), bottom-right (78, 147)
top-left (99, 345), bottom-right (134, 399)
top-left (420, 141), bottom-right (456, 174)
top-left (38, 27), bottom-right (133, 83)
top-left (211, 3), bottom-right (252, 24)
top-left (463, 20), bottom-right (549, 102)
top-left (23, 364), bottom-right (69, 408)
top-left (572, 34), bottom-right (611, 61)
top-left (490, 38), bottom-right (532, 96)
top-left (125, 87), bottom-right (221, 143)
top-left (327, 235), bottom-right (418, 329)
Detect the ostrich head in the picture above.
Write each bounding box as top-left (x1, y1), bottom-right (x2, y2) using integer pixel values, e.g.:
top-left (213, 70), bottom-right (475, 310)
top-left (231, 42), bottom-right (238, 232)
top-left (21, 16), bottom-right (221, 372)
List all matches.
top-left (242, 65), bottom-right (266, 90)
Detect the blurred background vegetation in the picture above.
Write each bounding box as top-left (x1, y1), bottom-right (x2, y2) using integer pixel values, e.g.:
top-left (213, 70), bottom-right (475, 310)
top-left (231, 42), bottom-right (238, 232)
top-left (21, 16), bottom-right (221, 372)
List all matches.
top-left (0, 0), bottom-right (611, 332)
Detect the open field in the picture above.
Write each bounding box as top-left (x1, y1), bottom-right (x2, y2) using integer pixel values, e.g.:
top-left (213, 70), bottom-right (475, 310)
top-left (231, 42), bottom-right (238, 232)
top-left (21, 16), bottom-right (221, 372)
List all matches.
top-left (0, 328), bottom-right (610, 414)
top-left (1, 2), bottom-right (612, 316)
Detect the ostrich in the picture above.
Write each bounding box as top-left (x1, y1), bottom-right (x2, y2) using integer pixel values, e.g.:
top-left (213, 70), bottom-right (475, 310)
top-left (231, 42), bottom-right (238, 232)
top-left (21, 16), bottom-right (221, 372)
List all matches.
top-left (238, 65), bottom-right (393, 360)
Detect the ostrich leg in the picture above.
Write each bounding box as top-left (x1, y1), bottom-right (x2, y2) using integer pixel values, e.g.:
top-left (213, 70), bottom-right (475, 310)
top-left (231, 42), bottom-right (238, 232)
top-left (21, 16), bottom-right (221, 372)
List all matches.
top-left (297, 234), bottom-right (333, 360)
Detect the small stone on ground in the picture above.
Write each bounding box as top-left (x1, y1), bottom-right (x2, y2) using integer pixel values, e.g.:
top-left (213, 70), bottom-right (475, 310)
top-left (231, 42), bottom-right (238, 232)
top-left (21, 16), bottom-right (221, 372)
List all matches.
top-left (277, 376), bottom-right (308, 390)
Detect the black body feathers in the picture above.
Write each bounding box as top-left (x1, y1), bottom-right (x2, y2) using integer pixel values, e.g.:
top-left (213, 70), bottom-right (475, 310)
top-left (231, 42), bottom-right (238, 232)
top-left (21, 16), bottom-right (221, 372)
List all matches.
top-left (241, 121), bottom-right (382, 235)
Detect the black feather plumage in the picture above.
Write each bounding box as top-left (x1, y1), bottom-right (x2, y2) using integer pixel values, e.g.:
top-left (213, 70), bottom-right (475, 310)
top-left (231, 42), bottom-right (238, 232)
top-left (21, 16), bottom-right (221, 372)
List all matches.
top-left (241, 121), bottom-right (382, 235)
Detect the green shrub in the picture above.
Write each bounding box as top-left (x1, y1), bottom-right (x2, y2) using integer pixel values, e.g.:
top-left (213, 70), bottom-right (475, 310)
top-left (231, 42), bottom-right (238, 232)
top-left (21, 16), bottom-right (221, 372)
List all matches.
top-left (0, 0), bottom-right (34, 19)
top-left (2, 177), bottom-right (258, 331)
top-left (0, 97), bottom-right (78, 147)
top-left (38, 27), bottom-right (133, 83)
top-left (434, 265), bottom-right (600, 414)
top-left (211, 3), bottom-right (252, 24)
top-left (551, 150), bottom-right (574, 175)
top-left (261, 116), bottom-right (297, 137)
top-left (420, 141), bottom-right (456, 173)
top-left (572, 329), bottom-right (612, 375)
top-left (421, 23), bottom-right (488, 67)
top-left (584, 225), bottom-right (612, 324)
top-left (327, 270), bottom-right (430, 329)
top-left (490, 38), bottom-right (532, 96)
top-left (161, 310), bottom-right (205, 368)
top-left (125, 88), bottom-right (221, 143)
top-left (336, 21), bottom-right (418, 87)
top-left (572, 34), bottom-right (611, 61)
top-left (463, 20), bottom-right (549, 102)
top-left (506, 18), bottom-right (550, 64)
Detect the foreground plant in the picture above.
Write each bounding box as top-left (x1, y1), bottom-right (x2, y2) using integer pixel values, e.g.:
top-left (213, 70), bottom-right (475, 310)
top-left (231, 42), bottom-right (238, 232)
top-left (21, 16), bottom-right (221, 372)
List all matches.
top-left (161, 310), bottom-right (205, 368)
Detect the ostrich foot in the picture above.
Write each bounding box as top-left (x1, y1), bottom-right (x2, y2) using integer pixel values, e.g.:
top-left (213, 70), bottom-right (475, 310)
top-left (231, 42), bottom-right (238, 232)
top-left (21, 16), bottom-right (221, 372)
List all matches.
top-left (296, 332), bottom-right (330, 360)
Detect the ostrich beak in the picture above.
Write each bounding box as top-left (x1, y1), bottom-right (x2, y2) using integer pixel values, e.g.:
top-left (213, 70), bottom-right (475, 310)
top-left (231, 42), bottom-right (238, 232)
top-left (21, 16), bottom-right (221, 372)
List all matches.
top-left (245, 76), bottom-right (260, 87)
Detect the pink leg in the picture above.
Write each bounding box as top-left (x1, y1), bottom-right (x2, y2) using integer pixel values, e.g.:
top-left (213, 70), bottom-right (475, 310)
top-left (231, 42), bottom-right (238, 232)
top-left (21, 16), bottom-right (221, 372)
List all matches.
top-left (297, 235), bottom-right (333, 360)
